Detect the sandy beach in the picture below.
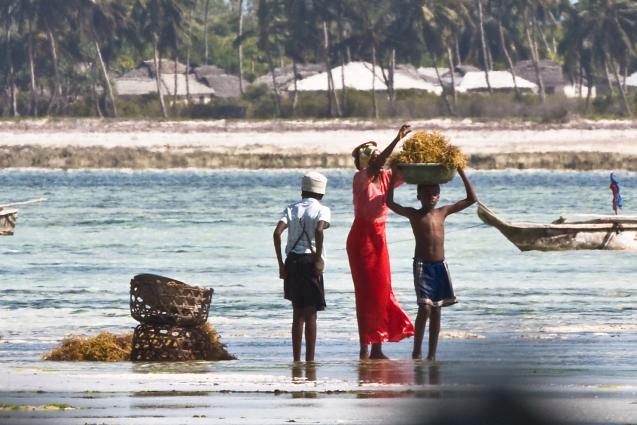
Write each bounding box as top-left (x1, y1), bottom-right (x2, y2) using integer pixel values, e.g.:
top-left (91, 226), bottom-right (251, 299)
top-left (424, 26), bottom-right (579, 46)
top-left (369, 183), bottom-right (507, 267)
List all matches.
top-left (1, 118), bottom-right (637, 169)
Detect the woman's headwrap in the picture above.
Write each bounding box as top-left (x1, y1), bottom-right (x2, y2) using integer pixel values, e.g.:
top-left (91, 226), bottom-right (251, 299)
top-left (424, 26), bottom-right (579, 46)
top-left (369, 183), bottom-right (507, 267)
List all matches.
top-left (352, 141), bottom-right (378, 169)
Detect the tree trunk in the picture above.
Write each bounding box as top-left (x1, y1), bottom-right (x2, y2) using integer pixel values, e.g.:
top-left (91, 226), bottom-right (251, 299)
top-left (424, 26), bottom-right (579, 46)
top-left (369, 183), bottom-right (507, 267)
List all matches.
top-left (585, 77), bottom-right (592, 111)
top-left (447, 47), bottom-right (457, 111)
top-left (429, 49), bottom-right (453, 116)
top-left (5, 18), bottom-right (18, 117)
top-left (389, 48), bottom-right (396, 115)
top-left (92, 63), bottom-right (103, 118)
top-left (371, 45), bottom-right (378, 119)
top-left (454, 35), bottom-right (461, 66)
top-left (611, 61), bottom-right (632, 116)
top-left (93, 34), bottom-right (118, 117)
top-left (323, 20), bottom-right (341, 117)
top-left (524, 14), bottom-right (545, 101)
top-left (46, 27), bottom-right (63, 115)
top-left (28, 19), bottom-right (37, 116)
top-left (237, 0), bottom-right (244, 94)
top-left (292, 60), bottom-right (299, 112)
top-left (604, 61), bottom-right (614, 96)
top-left (204, 0), bottom-right (210, 65)
top-left (337, 9), bottom-right (346, 111)
top-left (153, 38), bottom-right (168, 118)
top-left (266, 53), bottom-right (282, 117)
top-left (173, 53), bottom-right (178, 110)
top-left (498, 20), bottom-right (519, 96)
top-left (186, 7), bottom-right (193, 103)
top-left (476, 0), bottom-right (492, 94)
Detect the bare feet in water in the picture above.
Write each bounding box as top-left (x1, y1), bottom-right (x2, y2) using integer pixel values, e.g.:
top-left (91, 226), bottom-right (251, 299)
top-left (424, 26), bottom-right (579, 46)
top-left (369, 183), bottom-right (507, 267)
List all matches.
top-left (359, 347), bottom-right (369, 360)
top-left (369, 343), bottom-right (389, 360)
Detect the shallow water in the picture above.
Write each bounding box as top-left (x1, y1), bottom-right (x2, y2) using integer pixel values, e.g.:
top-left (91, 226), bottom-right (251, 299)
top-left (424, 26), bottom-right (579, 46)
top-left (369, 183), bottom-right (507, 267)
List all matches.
top-left (1, 169), bottom-right (636, 394)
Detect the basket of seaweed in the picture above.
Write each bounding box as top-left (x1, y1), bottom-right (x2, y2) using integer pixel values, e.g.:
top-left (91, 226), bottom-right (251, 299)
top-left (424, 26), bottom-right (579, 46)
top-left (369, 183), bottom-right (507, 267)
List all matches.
top-left (130, 273), bottom-right (213, 327)
top-left (130, 323), bottom-right (234, 362)
top-left (389, 131), bottom-right (467, 185)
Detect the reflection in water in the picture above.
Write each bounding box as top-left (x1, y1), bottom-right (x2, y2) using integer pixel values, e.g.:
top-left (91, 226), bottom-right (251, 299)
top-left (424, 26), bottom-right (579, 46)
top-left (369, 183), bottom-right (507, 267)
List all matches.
top-left (358, 360), bottom-right (415, 385)
top-left (356, 360), bottom-right (443, 399)
top-left (291, 361), bottom-right (317, 383)
top-left (132, 361), bottom-right (217, 374)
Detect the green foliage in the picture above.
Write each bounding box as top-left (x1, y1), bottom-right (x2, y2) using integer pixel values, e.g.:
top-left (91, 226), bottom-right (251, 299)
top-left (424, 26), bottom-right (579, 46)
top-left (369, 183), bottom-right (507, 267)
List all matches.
top-left (188, 99), bottom-right (247, 119)
top-left (1, 0), bottom-right (636, 119)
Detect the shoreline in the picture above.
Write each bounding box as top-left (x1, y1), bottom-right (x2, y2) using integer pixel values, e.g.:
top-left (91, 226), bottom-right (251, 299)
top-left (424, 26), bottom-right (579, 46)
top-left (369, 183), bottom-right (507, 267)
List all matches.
top-left (2, 146), bottom-right (637, 170)
top-left (2, 118), bottom-right (637, 170)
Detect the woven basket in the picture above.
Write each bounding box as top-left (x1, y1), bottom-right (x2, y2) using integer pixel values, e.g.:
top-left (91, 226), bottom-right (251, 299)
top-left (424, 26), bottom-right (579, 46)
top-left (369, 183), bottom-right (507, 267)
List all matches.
top-left (398, 163), bottom-right (456, 185)
top-left (130, 324), bottom-right (213, 361)
top-left (130, 274), bottom-right (213, 326)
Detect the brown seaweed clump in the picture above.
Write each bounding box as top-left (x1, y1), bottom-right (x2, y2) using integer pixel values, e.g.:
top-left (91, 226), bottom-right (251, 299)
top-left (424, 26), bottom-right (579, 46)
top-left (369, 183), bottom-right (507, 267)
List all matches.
top-left (43, 323), bottom-right (235, 362)
top-left (389, 130), bottom-right (467, 169)
top-left (43, 332), bottom-right (132, 362)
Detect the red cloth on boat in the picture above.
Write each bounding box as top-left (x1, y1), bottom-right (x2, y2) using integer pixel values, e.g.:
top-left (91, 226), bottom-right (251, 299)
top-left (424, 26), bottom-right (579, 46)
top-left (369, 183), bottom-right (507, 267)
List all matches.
top-left (346, 168), bottom-right (414, 345)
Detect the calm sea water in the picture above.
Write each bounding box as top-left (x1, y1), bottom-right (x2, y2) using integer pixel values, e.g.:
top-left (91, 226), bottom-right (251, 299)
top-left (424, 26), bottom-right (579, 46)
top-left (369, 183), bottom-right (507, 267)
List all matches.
top-left (1, 169), bottom-right (636, 387)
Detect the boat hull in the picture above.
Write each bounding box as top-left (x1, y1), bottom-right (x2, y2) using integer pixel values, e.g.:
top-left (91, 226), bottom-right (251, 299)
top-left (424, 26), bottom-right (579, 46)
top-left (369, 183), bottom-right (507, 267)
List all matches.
top-left (477, 203), bottom-right (637, 251)
top-left (0, 209), bottom-right (18, 236)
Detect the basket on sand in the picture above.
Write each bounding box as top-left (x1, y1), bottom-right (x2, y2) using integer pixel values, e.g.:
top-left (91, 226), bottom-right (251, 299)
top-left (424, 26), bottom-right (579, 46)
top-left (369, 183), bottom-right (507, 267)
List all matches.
top-left (130, 273), bottom-right (213, 327)
top-left (389, 130), bottom-right (467, 185)
top-left (130, 323), bottom-right (225, 361)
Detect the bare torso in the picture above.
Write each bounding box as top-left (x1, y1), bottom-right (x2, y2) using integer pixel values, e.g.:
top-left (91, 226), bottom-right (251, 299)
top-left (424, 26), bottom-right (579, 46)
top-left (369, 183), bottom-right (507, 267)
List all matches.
top-left (409, 208), bottom-right (446, 262)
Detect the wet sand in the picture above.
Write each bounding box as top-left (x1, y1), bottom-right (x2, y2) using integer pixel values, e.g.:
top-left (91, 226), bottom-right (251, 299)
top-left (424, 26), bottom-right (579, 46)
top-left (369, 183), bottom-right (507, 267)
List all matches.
top-left (1, 118), bottom-right (636, 169)
top-left (2, 336), bottom-right (637, 424)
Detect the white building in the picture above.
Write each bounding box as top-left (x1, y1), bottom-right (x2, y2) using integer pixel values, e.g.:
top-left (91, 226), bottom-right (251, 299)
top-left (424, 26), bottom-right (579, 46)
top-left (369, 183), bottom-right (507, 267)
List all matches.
top-left (291, 61), bottom-right (442, 94)
top-left (455, 71), bottom-right (537, 93)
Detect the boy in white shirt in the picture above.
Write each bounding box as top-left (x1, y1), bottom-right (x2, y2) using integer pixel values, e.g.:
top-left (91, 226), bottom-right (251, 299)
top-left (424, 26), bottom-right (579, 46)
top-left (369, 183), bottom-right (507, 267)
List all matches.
top-left (273, 172), bottom-right (331, 362)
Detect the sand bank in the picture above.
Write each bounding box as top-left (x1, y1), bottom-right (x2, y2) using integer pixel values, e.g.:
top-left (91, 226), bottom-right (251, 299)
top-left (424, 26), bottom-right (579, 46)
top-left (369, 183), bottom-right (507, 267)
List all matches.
top-left (1, 118), bottom-right (636, 169)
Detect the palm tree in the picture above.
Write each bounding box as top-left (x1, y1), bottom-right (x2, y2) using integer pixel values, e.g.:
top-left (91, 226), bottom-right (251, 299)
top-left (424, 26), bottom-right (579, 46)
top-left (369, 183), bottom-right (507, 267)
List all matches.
top-left (1, 0), bottom-right (19, 116)
top-left (131, 0), bottom-right (186, 118)
top-left (494, 0), bottom-right (522, 96)
top-left (283, 0), bottom-right (319, 113)
top-left (475, 0), bottom-right (492, 93)
top-left (256, 0), bottom-right (286, 116)
top-left (564, 0), bottom-right (637, 116)
top-left (237, 0), bottom-right (245, 95)
top-left (421, 0), bottom-right (466, 114)
top-left (78, 0), bottom-right (127, 117)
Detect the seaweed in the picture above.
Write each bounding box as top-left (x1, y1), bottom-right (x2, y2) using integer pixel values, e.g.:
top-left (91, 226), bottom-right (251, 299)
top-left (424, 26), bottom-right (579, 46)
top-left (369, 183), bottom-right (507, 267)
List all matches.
top-left (43, 332), bottom-right (132, 362)
top-left (43, 323), bottom-right (235, 362)
top-left (389, 131), bottom-right (467, 169)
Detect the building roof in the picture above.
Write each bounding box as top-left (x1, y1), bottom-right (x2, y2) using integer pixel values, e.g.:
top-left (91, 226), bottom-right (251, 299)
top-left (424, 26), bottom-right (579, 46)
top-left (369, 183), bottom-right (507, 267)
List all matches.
top-left (455, 71), bottom-right (537, 92)
top-left (143, 59), bottom-right (189, 76)
top-left (199, 73), bottom-right (246, 98)
top-left (291, 61), bottom-right (442, 94)
top-left (193, 65), bottom-right (247, 98)
top-left (252, 63), bottom-right (325, 91)
top-left (513, 59), bottom-right (565, 88)
top-left (417, 67), bottom-right (442, 83)
top-left (115, 74), bottom-right (215, 97)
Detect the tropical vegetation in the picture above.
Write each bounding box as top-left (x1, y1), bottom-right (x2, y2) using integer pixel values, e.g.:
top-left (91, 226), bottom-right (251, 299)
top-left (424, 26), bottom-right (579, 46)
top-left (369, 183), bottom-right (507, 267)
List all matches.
top-left (0, 0), bottom-right (636, 119)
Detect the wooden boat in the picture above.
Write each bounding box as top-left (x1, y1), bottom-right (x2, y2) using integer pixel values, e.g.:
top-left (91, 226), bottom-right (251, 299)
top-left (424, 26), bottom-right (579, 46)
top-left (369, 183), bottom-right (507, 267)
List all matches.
top-left (477, 202), bottom-right (637, 251)
top-left (0, 209), bottom-right (18, 236)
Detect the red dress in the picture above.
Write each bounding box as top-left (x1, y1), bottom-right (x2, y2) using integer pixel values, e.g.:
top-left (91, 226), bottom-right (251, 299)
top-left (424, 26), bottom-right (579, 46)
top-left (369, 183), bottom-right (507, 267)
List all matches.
top-left (346, 168), bottom-right (414, 344)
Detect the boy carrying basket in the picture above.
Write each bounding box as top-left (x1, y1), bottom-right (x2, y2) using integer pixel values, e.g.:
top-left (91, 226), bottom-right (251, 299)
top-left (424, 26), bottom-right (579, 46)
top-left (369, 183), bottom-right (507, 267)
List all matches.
top-left (387, 167), bottom-right (476, 360)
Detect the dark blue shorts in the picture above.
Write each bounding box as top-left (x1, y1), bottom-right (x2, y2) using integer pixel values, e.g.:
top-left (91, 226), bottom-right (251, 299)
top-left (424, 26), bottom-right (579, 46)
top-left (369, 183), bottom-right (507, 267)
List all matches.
top-left (413, 259), bottom-right (457, 307)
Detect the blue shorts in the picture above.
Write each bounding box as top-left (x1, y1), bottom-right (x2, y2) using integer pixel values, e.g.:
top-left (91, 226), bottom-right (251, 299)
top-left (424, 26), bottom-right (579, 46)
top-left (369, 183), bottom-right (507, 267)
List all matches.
top-left (413, 259), bottom-right (457, 307)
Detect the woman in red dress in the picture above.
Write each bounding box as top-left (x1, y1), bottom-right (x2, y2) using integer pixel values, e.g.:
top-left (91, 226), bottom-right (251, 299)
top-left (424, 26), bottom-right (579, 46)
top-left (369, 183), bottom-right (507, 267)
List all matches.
top-left (347, 124), bottom-right (415, 359)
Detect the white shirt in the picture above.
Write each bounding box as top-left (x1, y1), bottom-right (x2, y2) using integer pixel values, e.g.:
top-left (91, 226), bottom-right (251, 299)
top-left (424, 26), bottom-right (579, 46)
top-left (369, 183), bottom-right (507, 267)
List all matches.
top-left (279, 198), bottom-right (331, 262)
